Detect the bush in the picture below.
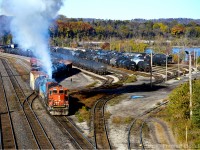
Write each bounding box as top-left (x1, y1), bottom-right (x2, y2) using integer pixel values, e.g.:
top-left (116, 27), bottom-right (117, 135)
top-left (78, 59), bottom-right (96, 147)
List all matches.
top-left (75, 106), bottom-right (90, 123)
top-left (124, 116), bottom-right (133, 124)
top-left (166, 79), bottom-right (200, 147)
top-left (124, 75), bottom-right (137, 83)
top-left (104, 111), bottom-right (112, 120)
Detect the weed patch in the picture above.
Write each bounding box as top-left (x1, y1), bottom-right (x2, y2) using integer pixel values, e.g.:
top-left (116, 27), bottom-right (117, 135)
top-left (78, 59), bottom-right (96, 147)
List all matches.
top-left (112, 116), bottom-right (134, 125)
top-left (124, 75), bottom-right (137, 83)
top-left (75, 106), bottom-right (90, 123)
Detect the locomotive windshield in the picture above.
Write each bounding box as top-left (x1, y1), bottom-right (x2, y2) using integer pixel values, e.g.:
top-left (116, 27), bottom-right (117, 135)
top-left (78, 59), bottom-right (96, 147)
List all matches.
top-left (59, 90), bottom-right (64, 94)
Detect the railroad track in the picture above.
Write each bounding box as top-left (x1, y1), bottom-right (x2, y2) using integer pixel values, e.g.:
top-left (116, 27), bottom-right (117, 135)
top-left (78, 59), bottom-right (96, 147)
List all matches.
top-left (152, 64), bottom-right (188, 80)
top-left (0, 72), bottom-right (17, 149)
top-left (91, 69), bottom-right (128, 149)
top-left (54, 116), bottom-right (94, 149)
top-left (127, 101), bottom-right (168, 150)
top-left (127, 118), bottom-right (143, 149)
top-left (101, 75), bottom-right (114, 87)
top-left (0, 54), bottom-right (31, 73)
top-left (1, 58), bottom-right (54, 149)
top-left (22, 92), bottom-right (54, 149)
top-left (93, 95), bottom-right (115, 149)
top-left (134, 64), bottom-right (189, 84)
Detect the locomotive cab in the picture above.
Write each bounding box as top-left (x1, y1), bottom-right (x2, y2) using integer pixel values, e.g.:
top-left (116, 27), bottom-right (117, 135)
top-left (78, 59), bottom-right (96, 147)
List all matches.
top-left (48, 86), bottom-right (69, 115)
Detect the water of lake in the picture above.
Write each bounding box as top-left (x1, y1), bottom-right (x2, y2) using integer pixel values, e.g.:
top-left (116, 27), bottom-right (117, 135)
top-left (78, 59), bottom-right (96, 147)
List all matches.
top-left (145, 47), bottom-right (200, 56)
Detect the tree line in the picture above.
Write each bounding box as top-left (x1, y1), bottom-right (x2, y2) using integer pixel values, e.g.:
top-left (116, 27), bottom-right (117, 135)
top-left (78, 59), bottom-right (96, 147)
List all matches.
top-left (1, 15), bottom-right (200, 50)
top-left (50, 15), bottom-right (200, 41)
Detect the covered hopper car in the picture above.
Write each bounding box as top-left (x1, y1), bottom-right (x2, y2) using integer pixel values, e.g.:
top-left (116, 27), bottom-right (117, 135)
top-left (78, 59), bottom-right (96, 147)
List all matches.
top-left (30, 71), bottom-right (69, 115)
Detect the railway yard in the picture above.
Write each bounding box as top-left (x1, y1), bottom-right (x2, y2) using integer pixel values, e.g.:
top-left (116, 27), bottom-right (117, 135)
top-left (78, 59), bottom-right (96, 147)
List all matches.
top-left (0, 50), bottom-right (199, 149)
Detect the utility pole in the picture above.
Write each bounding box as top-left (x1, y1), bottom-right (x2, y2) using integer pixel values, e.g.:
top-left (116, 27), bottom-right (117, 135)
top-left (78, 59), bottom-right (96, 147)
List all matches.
top-left (194, 48), bottom-right (196, 68)
top-left (110, 37), bottom-right (111, 51)
top-left (165, 54), bottom-right (168, 82)
top-left (178, 49), bottom-right (180, 78)
top-left (186, 125), bottom-right (188, 149)
top-left (194, 48), bottom-right (198, 71)
top-left (189, 52), bottom-right (192, 118)
top-left (196, 50), bottom-right (198, 71)
top-left (150, 51), bottom-right (153, 88)
top-left (185, 51), bottom-right (192, 118)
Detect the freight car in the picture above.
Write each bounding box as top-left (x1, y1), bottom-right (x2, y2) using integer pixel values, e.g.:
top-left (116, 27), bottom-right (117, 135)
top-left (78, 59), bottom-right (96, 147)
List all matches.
top-left (153, 54), bottom-right (166, 66)
top-left (30, 57), bottom-right (72, 77)
top-left (5, 48), bottom-right (33, 57)
top-left (52, 51), bottom-right (108, 75)
top-left (58, 59), bottom-right (72, 71)
top-left (30, 57), bottom-right (42, 67)
top-left (51, 61), bottom-right (71, 77)
top-left (137, 61), bottom-right (151, 72)
top-left (72, 58), bottom-right (107, 75)
top-left (30, 71), bottom-right (69, 115)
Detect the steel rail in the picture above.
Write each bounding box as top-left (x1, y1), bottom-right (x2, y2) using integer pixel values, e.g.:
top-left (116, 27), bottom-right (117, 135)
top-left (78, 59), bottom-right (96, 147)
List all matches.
top-left (1, 58), bottom-right (54, 149)
top-left (29, 93), bottom-right (55, 149)
top-left (127, 119), bottom-right (137, 150)
top-left (93, 95), bottom-right (115, 149)
top-left (1, 59), bottom-right (40, 149)
top-left (0, 72), bottom-right (18, 149)
top-left (23, 93), bottom-right (55, 149)
top-left (127, 101), bottom-right (169, 150)
top-left (54, 116), bottom-right (94, 149)
top-left (139, 121), bottom-right (145, 150)
top-left (65, 116), bottom-right (94, 148)
top-left (102, 97), bottom-right (112, 149)
top-left (92, 73), bottom-right (127, 149)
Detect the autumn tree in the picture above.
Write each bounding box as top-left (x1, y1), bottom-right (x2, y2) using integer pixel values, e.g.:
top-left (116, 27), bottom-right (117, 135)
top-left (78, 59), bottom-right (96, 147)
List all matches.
top-left (171, 24), bottom-right (186, 37)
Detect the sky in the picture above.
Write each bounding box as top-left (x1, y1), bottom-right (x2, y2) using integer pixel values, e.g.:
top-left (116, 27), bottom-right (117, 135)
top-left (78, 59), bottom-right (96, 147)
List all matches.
top-left (0, 0), bottom-right (200, 20)
top-left (58, 0), bottom-right (200, 20)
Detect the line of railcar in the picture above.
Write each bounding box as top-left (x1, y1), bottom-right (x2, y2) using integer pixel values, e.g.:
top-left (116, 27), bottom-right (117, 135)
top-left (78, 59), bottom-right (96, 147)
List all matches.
top-left (1, 45), bottom-right (172, 74)
top-left (2, 46), bottom-right (108, 75)
top-left (52, 50), bottom-right (108, 75)
top-left (52, 47), bottom-right (173, 73)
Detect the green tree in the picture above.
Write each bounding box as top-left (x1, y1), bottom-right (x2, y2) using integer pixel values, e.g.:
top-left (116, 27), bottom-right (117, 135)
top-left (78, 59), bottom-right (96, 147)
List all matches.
top-left (192, 80), bottom-right (200, 127)
top-left (166, 80), bottom-right (200, 146)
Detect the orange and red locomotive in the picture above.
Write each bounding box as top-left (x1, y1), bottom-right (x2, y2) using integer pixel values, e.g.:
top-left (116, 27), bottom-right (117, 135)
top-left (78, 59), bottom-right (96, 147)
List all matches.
top-left (30, 71), bottom-right (69, 115)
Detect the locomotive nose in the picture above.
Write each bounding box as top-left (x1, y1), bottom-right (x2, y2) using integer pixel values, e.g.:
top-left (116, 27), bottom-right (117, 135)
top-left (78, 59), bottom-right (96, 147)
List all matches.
top-left (53, 95), bottom-right (64, 101)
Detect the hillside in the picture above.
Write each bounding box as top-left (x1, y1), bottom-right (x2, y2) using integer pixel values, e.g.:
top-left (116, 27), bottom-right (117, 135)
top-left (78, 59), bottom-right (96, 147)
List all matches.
top-left (1, 15), bottom-right (200, 47)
